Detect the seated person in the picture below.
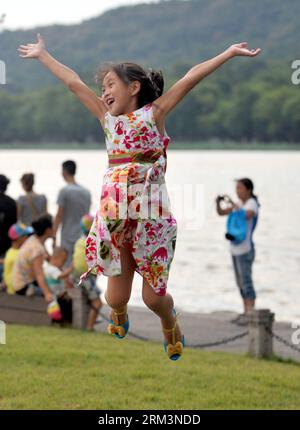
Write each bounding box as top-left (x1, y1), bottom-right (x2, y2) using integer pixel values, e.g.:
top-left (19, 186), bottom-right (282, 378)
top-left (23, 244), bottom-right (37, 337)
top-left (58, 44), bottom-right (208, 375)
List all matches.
top-left (43, 246), bottom-right (72, 298)
top-left (72, 214), bottom-right (103, 331)
top-left (13, 214), bottom-right (54, 303)
top-left (3, 223), bottom-right (34, 294)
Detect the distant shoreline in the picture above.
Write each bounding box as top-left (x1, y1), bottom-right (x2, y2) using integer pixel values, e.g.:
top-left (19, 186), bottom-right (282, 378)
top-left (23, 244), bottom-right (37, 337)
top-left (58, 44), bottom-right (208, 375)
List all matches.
top-left (1, 141), bottom-right (300, 151)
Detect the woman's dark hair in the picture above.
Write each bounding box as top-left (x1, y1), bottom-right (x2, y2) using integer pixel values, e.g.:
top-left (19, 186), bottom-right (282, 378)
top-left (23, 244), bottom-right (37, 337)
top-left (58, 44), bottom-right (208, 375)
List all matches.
top-left (96, 62), bottom-right (164, 108)
top-left (31, 214), bottom-right (53, 237)
top-left (21, 173), bottom-right (34, 192)
top-left (236, 178), bottom-right (260, 206)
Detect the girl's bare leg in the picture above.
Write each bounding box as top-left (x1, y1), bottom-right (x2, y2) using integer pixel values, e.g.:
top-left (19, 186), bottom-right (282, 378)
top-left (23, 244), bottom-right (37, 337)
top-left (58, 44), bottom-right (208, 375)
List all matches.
top-left (142, 278), bottom-right (183, 344)
top-left (105, 243), bottom-right (136, 324)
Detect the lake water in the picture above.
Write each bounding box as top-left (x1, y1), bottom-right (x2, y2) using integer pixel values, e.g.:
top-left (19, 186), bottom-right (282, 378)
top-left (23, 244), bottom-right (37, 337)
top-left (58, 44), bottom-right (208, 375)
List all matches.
top-left (1, 149), bottom-right (299, 322)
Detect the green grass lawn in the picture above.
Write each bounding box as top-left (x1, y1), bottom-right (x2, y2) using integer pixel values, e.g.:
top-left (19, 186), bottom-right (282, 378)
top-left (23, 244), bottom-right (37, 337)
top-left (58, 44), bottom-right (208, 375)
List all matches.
top-left (0, 324), bottom-right (300, 410)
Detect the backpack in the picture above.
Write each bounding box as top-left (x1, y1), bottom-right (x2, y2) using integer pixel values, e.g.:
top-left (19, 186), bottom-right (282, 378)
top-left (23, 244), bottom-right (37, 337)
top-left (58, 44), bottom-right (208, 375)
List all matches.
top-left (225, 209), bottom-right (247, 245)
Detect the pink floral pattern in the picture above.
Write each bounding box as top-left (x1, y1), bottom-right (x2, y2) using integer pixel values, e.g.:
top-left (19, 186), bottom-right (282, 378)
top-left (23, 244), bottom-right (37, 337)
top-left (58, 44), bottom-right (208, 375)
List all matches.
top-left (81, 103), bottom-right (177, 296)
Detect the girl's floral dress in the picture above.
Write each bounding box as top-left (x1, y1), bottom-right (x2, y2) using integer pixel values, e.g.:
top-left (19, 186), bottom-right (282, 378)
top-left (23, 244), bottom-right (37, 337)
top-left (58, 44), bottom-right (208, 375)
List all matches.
top-left (79, 103), bottom-right (177, 296)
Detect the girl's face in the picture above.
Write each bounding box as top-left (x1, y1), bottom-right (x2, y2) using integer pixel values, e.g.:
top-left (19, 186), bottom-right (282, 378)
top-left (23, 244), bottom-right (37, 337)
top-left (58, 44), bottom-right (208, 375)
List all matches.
top-left (101, 71), bottom-right (138, 116)
top-left (236, 181), bottom-right (251, 201)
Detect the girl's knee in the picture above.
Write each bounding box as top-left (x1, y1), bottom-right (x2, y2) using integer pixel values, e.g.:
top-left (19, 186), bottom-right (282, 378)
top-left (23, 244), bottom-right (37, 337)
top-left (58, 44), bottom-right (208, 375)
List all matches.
top-left (142, 288), bottom-right (172, 311)
top-left (142, 291), bottom-right (160, 310)
top-left (105, 291), bottom-right (130, 309)
top-left (142, 283), bottom-right (160, 309)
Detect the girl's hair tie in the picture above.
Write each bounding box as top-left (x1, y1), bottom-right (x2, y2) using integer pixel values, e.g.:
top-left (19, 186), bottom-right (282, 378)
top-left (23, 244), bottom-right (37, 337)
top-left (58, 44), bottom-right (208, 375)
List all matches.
top-left (147, 70), bottom-right (160, 96)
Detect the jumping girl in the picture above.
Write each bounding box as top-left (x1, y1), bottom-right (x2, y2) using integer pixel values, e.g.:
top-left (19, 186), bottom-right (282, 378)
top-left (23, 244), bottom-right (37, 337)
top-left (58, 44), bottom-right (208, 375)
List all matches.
top-left (18, 34), bottom-right (261, 360)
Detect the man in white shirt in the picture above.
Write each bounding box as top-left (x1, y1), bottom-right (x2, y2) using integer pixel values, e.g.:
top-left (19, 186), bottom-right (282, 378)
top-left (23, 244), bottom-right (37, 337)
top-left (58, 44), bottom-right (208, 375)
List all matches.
top-left (216, 178), bottom-right (259, 325)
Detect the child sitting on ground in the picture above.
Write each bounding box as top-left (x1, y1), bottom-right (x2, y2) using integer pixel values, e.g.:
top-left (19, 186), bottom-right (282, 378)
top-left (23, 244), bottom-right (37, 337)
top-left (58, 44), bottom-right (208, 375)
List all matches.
top-left (72, 214), bottom-right (103, 331)
top-left (43, 247), bottom-right (73, 323)
top-left (3, 223), bottom-right (34, 295)
top-left (43, 247), bottom-right (73, 297)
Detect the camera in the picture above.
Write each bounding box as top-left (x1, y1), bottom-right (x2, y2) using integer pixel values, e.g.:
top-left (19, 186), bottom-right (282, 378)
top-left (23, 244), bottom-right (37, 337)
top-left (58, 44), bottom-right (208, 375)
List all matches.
top-left (217, 194), bottom-right (231, 203)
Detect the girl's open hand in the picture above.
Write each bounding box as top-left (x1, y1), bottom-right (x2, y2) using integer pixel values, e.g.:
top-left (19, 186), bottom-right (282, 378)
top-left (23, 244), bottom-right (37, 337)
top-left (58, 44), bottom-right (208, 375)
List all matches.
top-left (17, 33), bottom-right (46, 59)
top-left (227, 42), bottom-right (261, 58)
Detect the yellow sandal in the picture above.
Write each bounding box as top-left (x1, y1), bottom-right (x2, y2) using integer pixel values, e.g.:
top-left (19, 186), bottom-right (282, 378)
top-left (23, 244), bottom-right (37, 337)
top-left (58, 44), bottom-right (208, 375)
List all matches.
top-left (107, 307), bottom-right (129, 339)
top-left (163, 309), bottom-right (185, 361)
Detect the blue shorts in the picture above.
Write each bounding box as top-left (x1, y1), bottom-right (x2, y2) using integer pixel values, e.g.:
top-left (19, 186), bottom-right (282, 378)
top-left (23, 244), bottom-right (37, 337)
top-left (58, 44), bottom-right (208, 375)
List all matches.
top-left (232, 248), bottom-right (256, 301)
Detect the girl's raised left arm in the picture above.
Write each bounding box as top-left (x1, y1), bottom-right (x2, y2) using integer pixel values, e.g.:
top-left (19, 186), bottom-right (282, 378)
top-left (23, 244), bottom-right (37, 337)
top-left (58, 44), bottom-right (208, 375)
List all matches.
top-left (17, 34), bottom-right (107, 122)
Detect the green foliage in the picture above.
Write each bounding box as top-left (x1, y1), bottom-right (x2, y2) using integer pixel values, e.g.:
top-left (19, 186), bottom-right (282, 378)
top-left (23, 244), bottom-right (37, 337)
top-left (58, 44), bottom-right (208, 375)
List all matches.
top-left (0, 59), bottom-right (299, 144)
top-left (1, 0), bottom-right (299, 89)
top-left (0, 0), bottom-right (299, 144)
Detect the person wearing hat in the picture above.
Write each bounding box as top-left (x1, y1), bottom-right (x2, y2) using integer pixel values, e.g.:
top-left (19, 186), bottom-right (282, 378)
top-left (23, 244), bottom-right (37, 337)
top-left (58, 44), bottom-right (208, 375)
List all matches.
top-left (72, 214), bottom-right (102, 331)
top-left (216, 178), bottom-right (260, 325)
top-left (0, 174), bottom-right (17, 283)
top-left (2, 223), bottom-right (34, 294)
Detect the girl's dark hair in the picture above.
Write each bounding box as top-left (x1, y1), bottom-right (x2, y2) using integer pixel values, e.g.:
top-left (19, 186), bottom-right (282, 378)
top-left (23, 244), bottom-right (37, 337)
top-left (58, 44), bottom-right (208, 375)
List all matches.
top-left (96, 62), bottom-right (164, 108)
top-left (21, 173), bottom-right (34, 192)
top-left (32, 214), bottom-right (53, 237)
top-left (236, 178), bottom-right (260, 206)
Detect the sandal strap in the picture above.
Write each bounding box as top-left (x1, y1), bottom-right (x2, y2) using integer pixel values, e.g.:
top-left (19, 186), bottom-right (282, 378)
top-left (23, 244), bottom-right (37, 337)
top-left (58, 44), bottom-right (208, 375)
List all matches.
top-left (162, 321), bottom-right (177, 333)
top-left (162, 312), bottom-right (181, 346)
top-left (112, 307), bottom-right (127, 325)
top-left (163, 324), bottom-right (176, 346)
top-left (113, 309), bottom-right (127, 316)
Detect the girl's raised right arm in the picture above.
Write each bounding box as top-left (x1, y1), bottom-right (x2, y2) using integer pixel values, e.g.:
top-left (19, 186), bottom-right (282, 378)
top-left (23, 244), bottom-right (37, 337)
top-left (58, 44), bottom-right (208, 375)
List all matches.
top-left (17, 34), bottom-right (107, 122)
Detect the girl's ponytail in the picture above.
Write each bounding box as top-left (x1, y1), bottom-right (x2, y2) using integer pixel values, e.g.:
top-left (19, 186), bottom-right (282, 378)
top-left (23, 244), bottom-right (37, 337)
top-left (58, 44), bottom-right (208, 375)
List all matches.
top-left (147, 69), bottom-right (164, 99)
top-left (251, 192), bottom-right (261, 207)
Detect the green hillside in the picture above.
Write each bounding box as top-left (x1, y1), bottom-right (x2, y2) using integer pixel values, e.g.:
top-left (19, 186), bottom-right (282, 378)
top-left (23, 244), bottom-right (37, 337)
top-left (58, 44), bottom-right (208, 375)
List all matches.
top-left (0, 0), bottom-right (299, 144)
top-left (0, 0), bottom-right (298, 91)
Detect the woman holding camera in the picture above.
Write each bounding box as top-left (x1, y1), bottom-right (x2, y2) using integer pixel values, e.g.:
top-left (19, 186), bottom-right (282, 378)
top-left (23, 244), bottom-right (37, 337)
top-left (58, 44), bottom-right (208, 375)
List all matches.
top-left (216, 178), bottom-right (260, 325)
